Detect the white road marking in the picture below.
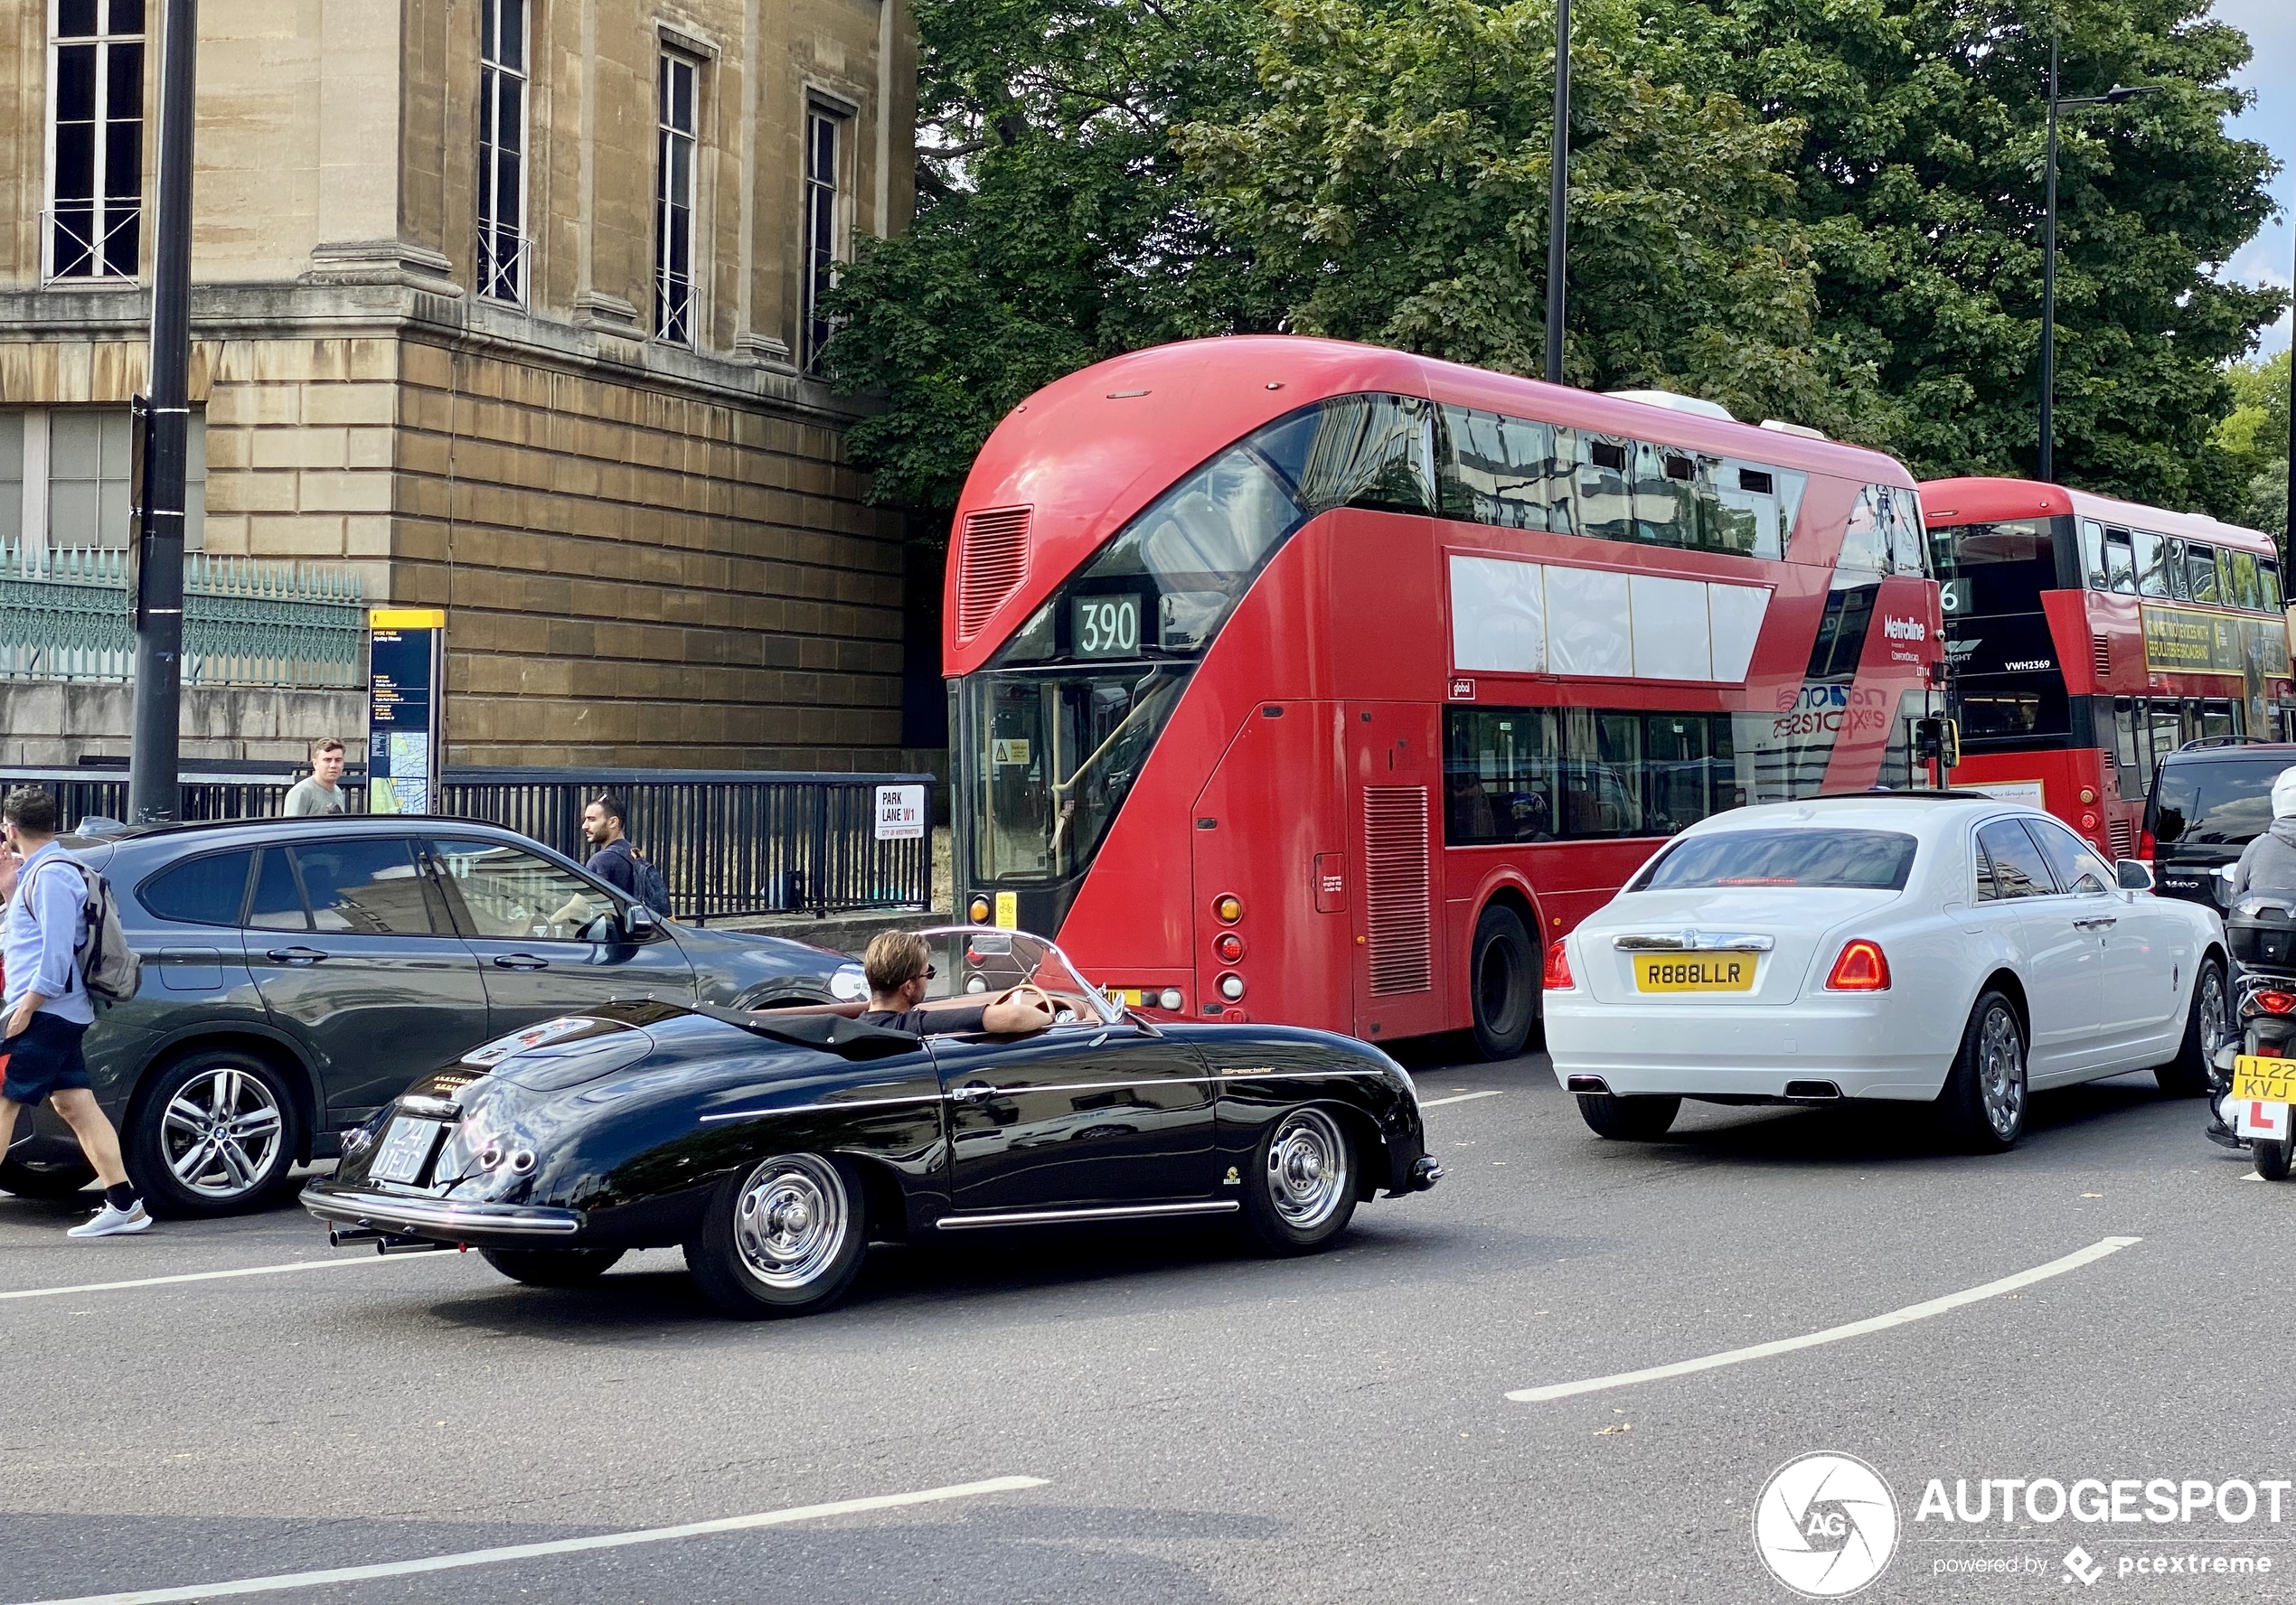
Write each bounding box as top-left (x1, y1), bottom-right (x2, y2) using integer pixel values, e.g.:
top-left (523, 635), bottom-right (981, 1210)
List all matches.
top-left (12, 1476), bottom-right (1049, 1605)
top-left (1504, 1236), bottom-right (2141, 1404)
top-left (1420, 1091), bottom-right (1504, 1109)
top-left (0, 1253), bottom-right (445, 1304)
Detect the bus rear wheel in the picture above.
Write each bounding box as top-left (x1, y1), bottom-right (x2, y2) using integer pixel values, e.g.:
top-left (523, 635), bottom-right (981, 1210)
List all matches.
top-left (1469, 904), bottom-right (1538, 1062)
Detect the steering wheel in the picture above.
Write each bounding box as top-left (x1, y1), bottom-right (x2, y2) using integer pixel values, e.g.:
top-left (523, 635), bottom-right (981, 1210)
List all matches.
top-left (1001, 982), bottom-right (1065, 1023)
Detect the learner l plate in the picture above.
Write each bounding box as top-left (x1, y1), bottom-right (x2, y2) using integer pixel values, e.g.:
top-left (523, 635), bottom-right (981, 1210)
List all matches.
top-left (1633, 954), bottom-right (1757, 993)
top-left (369, 1116), bottom-right (446, 1185)
top-left (2231, 1056), bottom-right (2296, 1106)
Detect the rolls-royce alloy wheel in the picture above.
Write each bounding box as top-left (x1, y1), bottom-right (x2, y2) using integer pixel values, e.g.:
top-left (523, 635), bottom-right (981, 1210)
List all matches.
top-left (1240, 1106), bottom-right (1359, 1255)
top-left (1941, 990), bottom-right (2028, 1152)
top-left (686, 1151), bottom-right (869, 1318)
top-left (2155, 958), bottom-right (2225, 1097)
top-left (127, 1051), bottom-right (300, 1217)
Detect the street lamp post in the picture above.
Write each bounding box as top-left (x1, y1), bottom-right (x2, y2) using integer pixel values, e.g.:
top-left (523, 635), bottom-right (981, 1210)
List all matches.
top-left (2037, 35), bottom-right (2158, 483)
top-left (1544, 0), bottom-right (1569, 387)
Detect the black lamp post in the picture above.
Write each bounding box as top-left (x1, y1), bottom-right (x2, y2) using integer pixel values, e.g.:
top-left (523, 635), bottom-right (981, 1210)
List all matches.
top-left (2038, 34), bottom-right (2160, 483)
top-left (1544, 0), bottom-right (1569, 386)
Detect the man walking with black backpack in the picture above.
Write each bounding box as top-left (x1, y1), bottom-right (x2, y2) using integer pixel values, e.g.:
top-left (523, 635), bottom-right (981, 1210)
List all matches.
top-left (0, 786), bottom-right (147, 1236)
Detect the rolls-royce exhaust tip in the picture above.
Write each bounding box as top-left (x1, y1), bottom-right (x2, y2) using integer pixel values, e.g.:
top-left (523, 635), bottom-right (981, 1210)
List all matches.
top-left (1565, 1075), bottom-right (1611, 1094)
top-left (1783, 1080), bottom-right (1843, 1103)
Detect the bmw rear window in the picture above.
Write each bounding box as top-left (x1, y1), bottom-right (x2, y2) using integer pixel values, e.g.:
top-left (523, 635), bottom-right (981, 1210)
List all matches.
top-left (1632, 829), bottom-right (1918, 891)
top-left (2148, 759), bottom-right (2289, 848)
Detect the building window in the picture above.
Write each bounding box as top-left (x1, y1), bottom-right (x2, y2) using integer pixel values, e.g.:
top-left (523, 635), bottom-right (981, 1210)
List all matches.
top-left (0, 408), bottom-right (203, 553)
top-left (475, 0), bottom-right (528, 304)
top-left (803, 105), bottom-right (849, 370)
top-left (47, 0), bottom-right (146, 282)
top-left (654, 52), bottom-right (699, 345)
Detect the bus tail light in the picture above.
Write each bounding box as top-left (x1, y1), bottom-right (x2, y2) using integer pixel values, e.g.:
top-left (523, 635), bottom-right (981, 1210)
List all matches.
top-left (1217, 973), bottom-right (1246, 1002)
top-left (1157, 988), bottom-right (1183, 1012)
top-left (1214, 895), bottom-right (1244, 924)
top-left (1825, 940), bottom-right (1891, 991)
top-left (1542, 939), bottom-right (1575, 990)
top-left (1214, 932), bottom-right (1246, 963)
top-left (967, 895), bottom-right (991, 924)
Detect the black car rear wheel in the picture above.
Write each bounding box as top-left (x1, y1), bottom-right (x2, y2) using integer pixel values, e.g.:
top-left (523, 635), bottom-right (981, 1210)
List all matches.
top-left (481, 1247), bottom-right (626, 1286)
top-left (1576, 1093), bottom-right (1680, 1140)
top-left (0, 1152), bottom-right (99, 1199)
top-left (127, 1050), bottom-right (301, 1218)
top-left (1469, 904), bottom-right (1538, 1062)
top-left (1239, 1106), bottom-right (1359, 1255)
top-left (685, 1152), bottom-right (868, 1319)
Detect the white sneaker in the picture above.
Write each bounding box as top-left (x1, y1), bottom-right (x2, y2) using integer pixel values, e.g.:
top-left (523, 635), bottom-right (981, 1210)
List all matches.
top-left (66, 1200), bottom-right (151, 1238)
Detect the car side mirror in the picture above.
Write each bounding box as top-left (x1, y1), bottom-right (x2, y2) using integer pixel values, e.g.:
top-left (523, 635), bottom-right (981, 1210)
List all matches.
top-left (2116, 859), bottom-right (2155, 893)
top-left (623, 903), bottom-right (662, 938)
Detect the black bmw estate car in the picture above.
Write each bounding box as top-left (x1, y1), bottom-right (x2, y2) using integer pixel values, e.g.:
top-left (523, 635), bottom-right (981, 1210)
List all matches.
top-left (0, 816), bottom-right (865, 1216)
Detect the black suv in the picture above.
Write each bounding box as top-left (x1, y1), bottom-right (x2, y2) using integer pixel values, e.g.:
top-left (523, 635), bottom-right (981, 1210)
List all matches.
top-left (2143, 742), bottom-right (2296, 909)
top-left (2, 817), bottom-right (866, 1216)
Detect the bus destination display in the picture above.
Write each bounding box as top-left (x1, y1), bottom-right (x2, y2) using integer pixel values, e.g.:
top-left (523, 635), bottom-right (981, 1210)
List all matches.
top-left (1072, 594), bottom-right (1142, 658)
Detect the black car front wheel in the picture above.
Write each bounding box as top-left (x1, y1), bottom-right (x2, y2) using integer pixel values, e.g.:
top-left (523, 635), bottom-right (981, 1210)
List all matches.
top-left (481, 1247), bottom-right (626, 1286)
top-left (1239, 1106), bottom-right (1359, 1255)
top-left (685, 1151), bottom-right (868, 1318)
top-left (127, 1050), bottom-right (301, 1217)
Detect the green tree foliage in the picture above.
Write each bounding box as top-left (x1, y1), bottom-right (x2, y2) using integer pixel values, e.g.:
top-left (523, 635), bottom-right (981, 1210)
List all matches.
top-left (1179, 0), bottom-right (1889, 439)
top-left (2212, 349), bottom-right (2291, 544)
top-left (1676, 0), bottom-right (2284, 511)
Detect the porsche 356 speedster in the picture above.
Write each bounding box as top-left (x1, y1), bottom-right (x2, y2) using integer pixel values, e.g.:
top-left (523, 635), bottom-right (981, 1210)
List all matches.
top-left (302, 927), bottom-right (1442, 1318)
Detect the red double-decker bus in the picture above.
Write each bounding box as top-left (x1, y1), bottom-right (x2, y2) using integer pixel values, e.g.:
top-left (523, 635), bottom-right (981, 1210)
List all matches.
top-left (945, 337), bottom-right (1944, 1056)
top-left (1922, 477), bottom-right (2294, 859)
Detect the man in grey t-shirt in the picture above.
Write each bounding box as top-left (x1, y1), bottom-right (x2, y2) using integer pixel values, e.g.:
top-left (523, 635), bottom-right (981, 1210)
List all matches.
top-left (283, 737), bottom-right (347, 817)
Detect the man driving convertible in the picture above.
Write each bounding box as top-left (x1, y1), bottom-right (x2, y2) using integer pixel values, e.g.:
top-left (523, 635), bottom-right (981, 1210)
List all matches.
top-left (856, 930), bottom-right (1055, 1037)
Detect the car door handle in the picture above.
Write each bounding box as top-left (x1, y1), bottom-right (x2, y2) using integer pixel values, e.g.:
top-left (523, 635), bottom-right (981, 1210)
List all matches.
top-left (2072, 916), bottom-right (2118, 930)
top-left (492, 953), bottom-right (550, 971)
top-left (265, 947), bottom-right (327, 966)
top-left (950, 1082), bottom-right (997, 1103)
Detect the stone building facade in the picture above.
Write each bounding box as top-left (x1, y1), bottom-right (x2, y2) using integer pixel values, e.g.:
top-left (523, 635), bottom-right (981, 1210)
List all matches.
top-left (0, 0), bottom-right (919, 769)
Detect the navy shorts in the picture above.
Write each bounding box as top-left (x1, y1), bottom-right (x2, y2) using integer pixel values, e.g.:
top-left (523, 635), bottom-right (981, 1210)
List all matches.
top-left (0, 1012), bottom-right (93, 1107)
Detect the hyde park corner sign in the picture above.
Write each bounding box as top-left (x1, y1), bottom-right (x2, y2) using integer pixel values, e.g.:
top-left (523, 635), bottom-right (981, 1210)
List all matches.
top-left (367, 608), bottom-right (446, 815)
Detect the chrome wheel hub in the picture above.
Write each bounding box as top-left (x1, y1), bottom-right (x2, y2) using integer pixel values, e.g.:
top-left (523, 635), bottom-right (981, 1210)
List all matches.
top-left (1266, 1108), bottom-right (1349, 1230)
top-left (2201, 970), bottom-right (2227, 1059)
top-left (733, 1154), bottom-right (846, 1290)
top-left (162, 1066), bottom-right (284, 1197)
top-left (1979, 1005), bottom-right (2026, 1139)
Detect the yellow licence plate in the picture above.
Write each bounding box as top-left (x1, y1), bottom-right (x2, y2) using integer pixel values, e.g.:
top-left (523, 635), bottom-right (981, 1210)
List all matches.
top-left (2231, 1056), bottom-right (2296, 1105)
top-left (1633, 953), bottom-right (1757, 993)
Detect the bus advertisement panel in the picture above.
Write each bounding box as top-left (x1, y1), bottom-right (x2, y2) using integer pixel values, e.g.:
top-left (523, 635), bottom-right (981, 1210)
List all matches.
top-left (1921, 476), bottom-right (2293, 859)
top-left (947, 337), bottom-right (1945, 1056)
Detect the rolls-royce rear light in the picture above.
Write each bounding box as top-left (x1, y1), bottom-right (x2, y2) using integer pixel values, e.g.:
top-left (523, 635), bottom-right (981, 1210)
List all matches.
top-left (1824, 940), bottom-right (1891, 991)
top-left (1542, 939), bottom-right (1574, 990)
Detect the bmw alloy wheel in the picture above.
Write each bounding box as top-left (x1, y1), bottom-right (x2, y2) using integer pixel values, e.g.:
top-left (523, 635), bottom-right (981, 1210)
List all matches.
top-left (732, 1153), bottom-right (848, 1290)
top-left (1265, 1107), bottom-right (1350, 1232)
top-left (163, 1065), bottom-right (286, 1199)
top-left (1979, 1003), bottom-right (2026, 1140)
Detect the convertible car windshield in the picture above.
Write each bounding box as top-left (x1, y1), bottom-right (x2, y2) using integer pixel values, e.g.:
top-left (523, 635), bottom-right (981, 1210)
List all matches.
top-left (905, 925), bottom-right (1124, 1027)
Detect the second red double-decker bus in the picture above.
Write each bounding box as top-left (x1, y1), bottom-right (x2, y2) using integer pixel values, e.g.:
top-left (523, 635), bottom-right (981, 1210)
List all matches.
top-left (946, 336), bottom-right (1944, 1056)
top-left (1922, 477), bottom-right (2294, 859)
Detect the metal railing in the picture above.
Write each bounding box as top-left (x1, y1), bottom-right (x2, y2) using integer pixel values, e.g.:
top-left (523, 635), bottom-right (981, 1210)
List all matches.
top-left (0, 544), bottom-right (366, 687)
top-left (0, 765), bottom-right (933, 922)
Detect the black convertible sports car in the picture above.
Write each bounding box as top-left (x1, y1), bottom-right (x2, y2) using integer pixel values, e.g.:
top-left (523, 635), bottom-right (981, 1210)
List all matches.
top-left (303, 927), bottom-right (1442, 1317)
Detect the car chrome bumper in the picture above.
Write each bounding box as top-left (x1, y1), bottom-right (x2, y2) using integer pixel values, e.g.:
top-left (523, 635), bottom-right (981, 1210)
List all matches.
top-left (301, 1179), bottom-right (584, 1241)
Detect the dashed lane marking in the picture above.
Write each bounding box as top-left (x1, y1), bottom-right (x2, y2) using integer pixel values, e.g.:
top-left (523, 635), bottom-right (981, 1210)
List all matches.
top-left (1504, 1236), bottom-right (2142, 1404)
top-left (11, 1476), bottom-right (1051, 1605)
top-left (1420, 1091), bottom-right (1505, 1109)
top-left (0, 1252), bottom-right (447, 1304)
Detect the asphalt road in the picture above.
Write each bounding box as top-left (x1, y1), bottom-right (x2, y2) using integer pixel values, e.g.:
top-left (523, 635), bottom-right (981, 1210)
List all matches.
top-left (1, 1047), bottom-right (2286, 1604)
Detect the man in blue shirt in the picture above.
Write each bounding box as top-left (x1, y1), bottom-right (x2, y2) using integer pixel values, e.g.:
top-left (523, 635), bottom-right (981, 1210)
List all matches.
top-left (0, 787), bottom-right (147, 1236)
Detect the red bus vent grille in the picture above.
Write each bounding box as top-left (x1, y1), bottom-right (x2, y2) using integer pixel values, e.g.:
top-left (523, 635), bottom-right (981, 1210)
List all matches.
top-left (955, 507), bottom-right (1032, 643)
top-left (2093, 634), bottom-right (2111, 678)
top-left (2109, 818), bottom-right (2136, 859)
top-left (1362, 786), bottom-right (1433, 995)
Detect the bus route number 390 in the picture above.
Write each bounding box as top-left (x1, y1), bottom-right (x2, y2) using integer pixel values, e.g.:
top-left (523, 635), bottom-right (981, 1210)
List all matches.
top-left (1072, 595), bottom-right (1142, 659)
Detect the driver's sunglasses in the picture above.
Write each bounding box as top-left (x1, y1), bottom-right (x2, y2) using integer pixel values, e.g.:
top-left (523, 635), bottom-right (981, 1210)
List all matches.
top-left (917, 965), bottom-right (936, 981)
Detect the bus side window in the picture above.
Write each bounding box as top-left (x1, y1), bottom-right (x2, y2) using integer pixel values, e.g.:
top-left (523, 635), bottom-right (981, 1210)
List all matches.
top-left (2103, 528), bottom-right (2137, 595)
top-left (2263, 558), bottom-right (2284, 613)
top-left (1575, 436), bottom-right (1634, 541)
top-left (2132, 529), bottom-right (2172, 598)
top-left (1880, 487), bottom-right (1927, 577)
top-left (1838, 486), bottom-right (1889, 577)
top-left (2079, 520), bottom-right (2108, 589)
top-left (1633, 441), bottom-right (1698, 548)
top-left (1714, 462), bottom-right (1784, 559)
top-left (2114, 699), bottom-right (2147, 802)
top-left (2227, 549), bottom-right (2263, 611)
top-left (2187, 542), bottom-right (2222, 604)
top-left (2163, 539), bottom-right (2189, 600)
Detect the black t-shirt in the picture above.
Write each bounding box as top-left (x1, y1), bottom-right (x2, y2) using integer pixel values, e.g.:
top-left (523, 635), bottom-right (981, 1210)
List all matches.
top-left (859, 1003), bottom-right (989, 1037)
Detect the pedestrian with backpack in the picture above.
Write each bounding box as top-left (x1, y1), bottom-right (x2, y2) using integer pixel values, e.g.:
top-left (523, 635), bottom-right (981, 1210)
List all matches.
top-left (0, 786), bottom-right (147, 1236)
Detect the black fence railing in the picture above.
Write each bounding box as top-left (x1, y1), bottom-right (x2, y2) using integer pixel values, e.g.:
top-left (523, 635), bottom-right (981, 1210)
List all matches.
top-left (0, 765), bottom-right (935, 922)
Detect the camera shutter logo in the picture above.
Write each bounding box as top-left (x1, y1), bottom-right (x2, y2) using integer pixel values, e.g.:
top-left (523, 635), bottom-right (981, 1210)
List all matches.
top-left (1753, 1451), bottom-right (1899, 1598)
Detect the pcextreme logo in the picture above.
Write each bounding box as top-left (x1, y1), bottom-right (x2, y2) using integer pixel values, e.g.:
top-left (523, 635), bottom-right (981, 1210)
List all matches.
top-left (1754, 1452), bottom-right (1900, 1598)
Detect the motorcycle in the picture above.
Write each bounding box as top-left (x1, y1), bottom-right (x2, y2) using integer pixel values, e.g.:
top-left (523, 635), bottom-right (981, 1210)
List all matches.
top-left (2217, 895), bottom-right (2296, 1181)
